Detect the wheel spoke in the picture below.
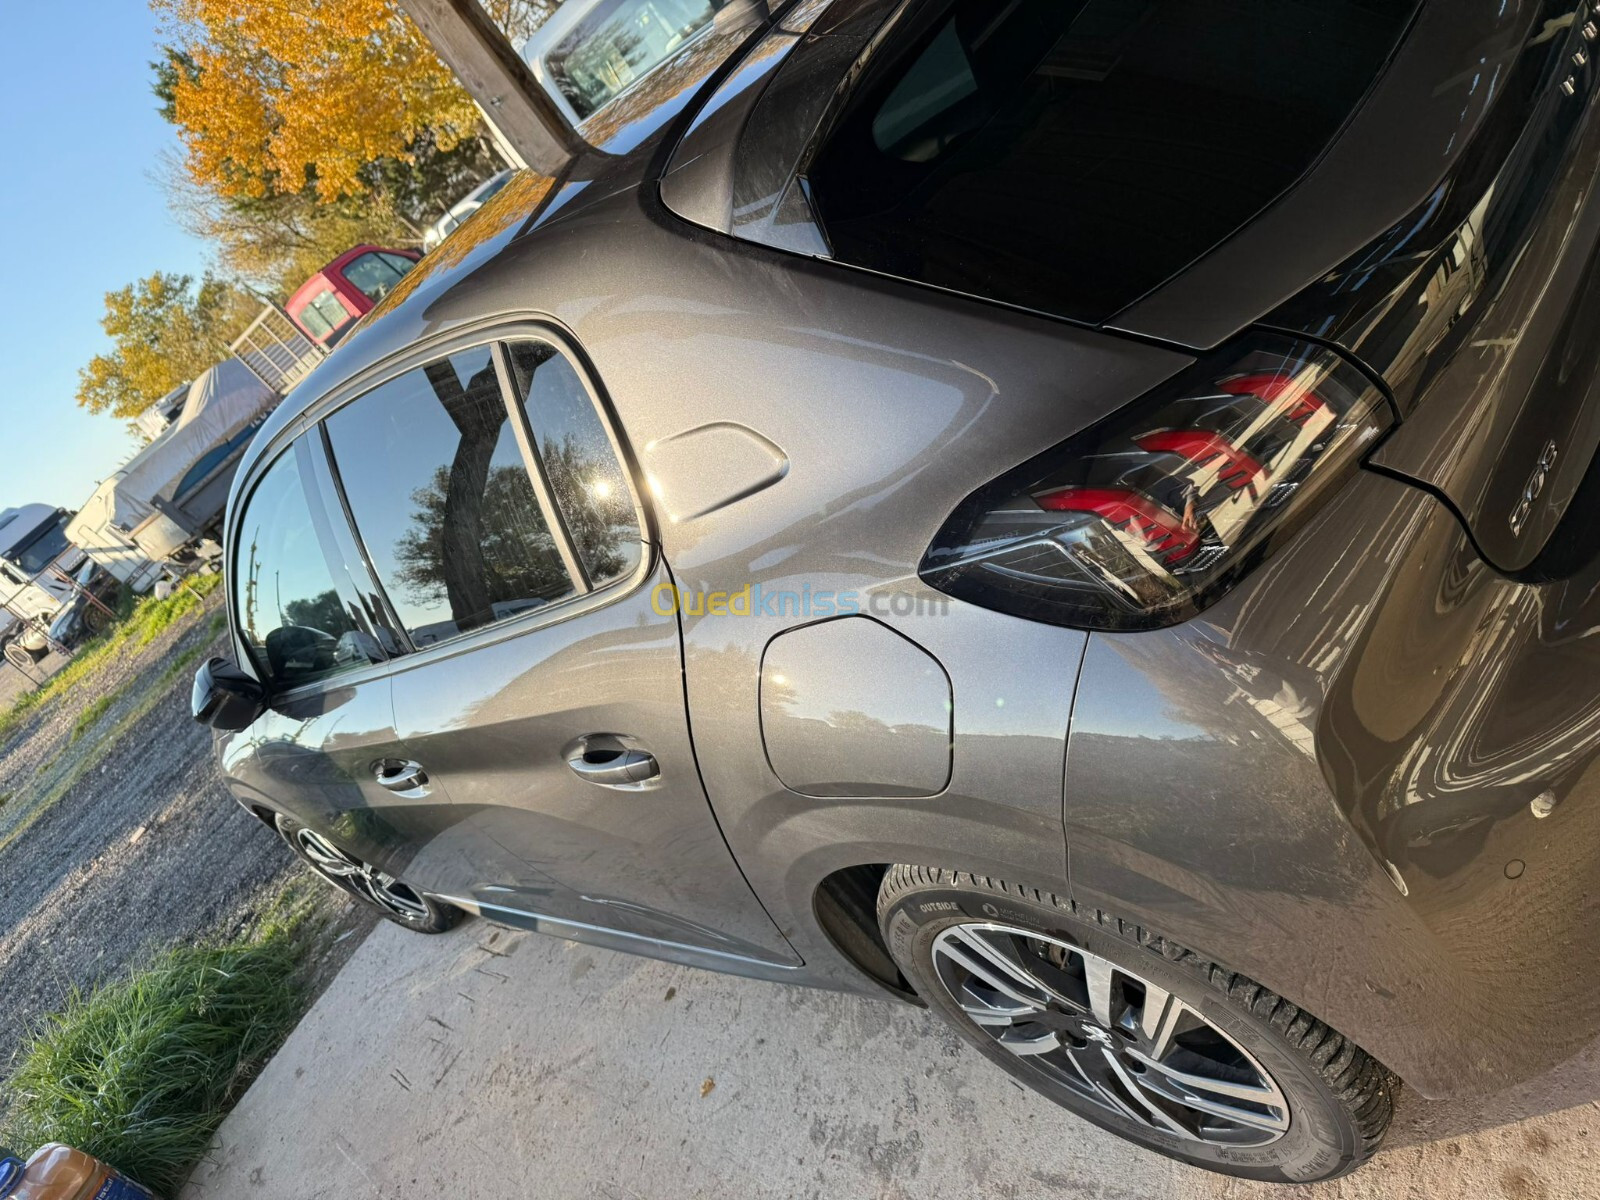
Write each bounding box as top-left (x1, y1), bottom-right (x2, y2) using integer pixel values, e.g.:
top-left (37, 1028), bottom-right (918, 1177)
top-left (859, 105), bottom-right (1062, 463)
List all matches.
top-left (345, 870), bottom-right (382, 907)
top-left (295, 828), bottom-right (428, 922)
top-left (298, 834), bottom-right (362, 878)
top-left (939, 927), bottom-right (1050, 1011)
top-left (1082, 954), bottom-right (1119, 1028)
top-left (996, 1027), bottom-right (1063, 1057)
top-left (1133, 1068), bottom-right (1291, 1135)
top-left (1062, 1049), bottom-right (1148, 1125)
top-left (1099, 1050), bottom-right (1199, 1141)
top-left (959, 999), bottom-right (1035, 1026)
top-left (1127, 1051), bottom-right (1284, 1106)
top-left (1138, 984), bottom-right (1186, 1059)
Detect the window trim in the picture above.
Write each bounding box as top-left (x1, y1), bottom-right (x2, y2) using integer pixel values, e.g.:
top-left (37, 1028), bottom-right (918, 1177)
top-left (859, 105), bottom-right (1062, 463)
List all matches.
top-left (228, 319), bottom-right (654, 692)
top-left (306, 428), bottom-right (409, 657)
top-left (227, 436), bottom-right (397, 699)
top-left (490, 340), bottom-right (593, 592)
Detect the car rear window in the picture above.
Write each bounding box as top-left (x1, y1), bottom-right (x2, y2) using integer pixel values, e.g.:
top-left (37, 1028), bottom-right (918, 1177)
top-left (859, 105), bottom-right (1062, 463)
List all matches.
top-left (806, 0), bottom-right (1417, 326)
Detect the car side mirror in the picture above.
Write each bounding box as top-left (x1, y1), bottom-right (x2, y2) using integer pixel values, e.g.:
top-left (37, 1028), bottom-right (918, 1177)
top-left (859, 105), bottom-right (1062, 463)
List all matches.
top-left (192, 656), bottom-right (267, 731)
top-left (334, 629), bottom-right (384, 666)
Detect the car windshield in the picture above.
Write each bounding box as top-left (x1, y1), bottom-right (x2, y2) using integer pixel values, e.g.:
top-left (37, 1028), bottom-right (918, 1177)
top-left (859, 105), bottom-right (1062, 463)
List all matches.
top-left (542, 0), bottom-right (719, 119)
top-left (476, 173), bottom-right (511, 202)
top-left (9, 514), bottom-right (70, 577)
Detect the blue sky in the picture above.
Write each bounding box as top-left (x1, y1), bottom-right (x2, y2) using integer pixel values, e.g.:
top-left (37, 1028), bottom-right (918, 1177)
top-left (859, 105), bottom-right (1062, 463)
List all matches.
top-left (0, 3), bottom-right (213, 510)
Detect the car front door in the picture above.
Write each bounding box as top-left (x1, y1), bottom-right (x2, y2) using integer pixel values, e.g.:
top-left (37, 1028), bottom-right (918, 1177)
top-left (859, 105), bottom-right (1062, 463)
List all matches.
top-left (219, 433), bottom-right (462, 895)
top-left (317, 331), bottom-right (798, 967)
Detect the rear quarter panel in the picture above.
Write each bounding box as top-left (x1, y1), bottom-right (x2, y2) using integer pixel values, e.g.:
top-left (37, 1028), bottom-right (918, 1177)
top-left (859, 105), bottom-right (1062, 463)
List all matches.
top-left (1066, 467), bottom-right (1600, 1096)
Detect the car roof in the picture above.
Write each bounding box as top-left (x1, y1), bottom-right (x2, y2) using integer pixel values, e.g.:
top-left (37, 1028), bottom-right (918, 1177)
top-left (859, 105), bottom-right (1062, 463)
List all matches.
top-left (239, 7), bottom-right (789, 485)
top-left (0, 504), bottom-right (59, 558)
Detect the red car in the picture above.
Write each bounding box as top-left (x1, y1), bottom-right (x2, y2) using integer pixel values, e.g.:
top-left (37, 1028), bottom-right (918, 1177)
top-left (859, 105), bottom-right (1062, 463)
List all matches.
top-left (285, 245), bottom-right (421, 348)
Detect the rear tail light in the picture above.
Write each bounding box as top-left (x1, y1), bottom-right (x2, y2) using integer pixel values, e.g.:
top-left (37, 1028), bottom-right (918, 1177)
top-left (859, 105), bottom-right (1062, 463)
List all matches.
top-left (919, 337), bottom-right (1393, 631)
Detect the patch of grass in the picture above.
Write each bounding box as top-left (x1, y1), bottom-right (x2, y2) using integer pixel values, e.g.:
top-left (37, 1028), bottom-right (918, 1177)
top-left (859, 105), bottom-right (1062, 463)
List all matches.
top-left (123, 573), bottom-right (224, 649)
top-left (0, 574), bottom-right (224, 745)
top-left (0, 924), bottom-right (307, 1196)
top-left (69, 691), bottom-right (120, 745)
top-left (159, 644), bottom-right (206, 688)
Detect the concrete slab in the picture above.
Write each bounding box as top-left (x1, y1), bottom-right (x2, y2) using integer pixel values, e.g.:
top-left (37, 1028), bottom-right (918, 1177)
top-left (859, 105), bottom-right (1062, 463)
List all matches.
top-left (183, 919), bottom-right (1600, 1199)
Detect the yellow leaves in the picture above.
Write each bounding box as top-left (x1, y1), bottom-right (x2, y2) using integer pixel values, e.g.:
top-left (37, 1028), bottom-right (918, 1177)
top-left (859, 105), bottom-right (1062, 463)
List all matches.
top-left (156, 0), bottom-right (481, 201)
top-left (76, 273), bottom-right (258, 420)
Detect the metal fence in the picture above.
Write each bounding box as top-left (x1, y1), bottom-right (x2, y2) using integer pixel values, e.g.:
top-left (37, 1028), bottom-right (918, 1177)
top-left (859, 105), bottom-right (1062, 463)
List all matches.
top-left (230, 305), bottom-right (325, 395)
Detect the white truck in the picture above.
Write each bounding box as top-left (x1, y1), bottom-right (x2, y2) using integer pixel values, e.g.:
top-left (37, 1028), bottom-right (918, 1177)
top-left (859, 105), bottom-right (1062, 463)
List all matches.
top-left (0, 505), bottom-right (99, 670)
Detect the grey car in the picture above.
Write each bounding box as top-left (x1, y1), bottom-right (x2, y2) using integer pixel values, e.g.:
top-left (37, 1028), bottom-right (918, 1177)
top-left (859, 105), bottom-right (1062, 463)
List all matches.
top-left (192, 0), bottom-right (1600, 1183)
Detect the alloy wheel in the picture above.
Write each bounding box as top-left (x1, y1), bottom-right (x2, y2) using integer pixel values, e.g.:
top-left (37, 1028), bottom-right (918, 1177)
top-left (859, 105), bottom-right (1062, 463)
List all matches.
top-left (293, 827), bottom-right (432, 923)
top-left (931, 922), bottom-right (1290, 1146)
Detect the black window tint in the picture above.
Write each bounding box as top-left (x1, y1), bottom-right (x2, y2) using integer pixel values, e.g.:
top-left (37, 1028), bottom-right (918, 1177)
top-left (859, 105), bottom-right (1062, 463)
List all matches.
top-left (325, 346), bottom-right (575, 648)
top-left (507, 341), bottom-right (640, 588)
top-left (808, 0), bottom-right (1417, 325)
top-left (234, 444), bottom-right (375, 691)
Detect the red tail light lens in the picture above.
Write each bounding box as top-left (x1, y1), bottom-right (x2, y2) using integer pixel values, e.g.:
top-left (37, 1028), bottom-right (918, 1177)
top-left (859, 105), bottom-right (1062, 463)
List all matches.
top-left (919, 337), bottom-right (1393, 631)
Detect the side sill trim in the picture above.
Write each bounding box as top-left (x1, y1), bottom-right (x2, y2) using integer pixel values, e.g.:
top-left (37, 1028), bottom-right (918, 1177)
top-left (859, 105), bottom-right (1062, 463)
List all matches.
top-left (434, 895), bottom-right (809, 980)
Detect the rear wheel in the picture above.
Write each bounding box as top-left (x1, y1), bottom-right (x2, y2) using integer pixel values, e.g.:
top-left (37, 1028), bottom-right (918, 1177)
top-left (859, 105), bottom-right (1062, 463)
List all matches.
top-left (276, 814), bottom-right (463, 934)
top-left (877, 866), bottom-right (1397, 1183)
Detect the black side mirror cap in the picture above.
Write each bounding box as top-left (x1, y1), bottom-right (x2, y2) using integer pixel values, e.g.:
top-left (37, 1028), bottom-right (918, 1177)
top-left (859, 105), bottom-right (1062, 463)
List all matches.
top-left (192, 656), bottom-right (267, 731)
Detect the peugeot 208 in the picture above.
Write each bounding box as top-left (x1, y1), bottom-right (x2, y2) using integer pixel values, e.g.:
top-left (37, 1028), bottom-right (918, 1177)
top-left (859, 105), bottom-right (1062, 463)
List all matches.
top-left (195, 0), bottom-right (1600, 1181)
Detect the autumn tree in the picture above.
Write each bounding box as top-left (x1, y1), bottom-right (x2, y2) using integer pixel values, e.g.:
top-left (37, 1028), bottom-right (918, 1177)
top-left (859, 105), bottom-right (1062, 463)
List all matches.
top-left (151, 0), bottom-right (536, 204)
top-left (160, 148), bottom-right (428, 290)
top-left (77, 273), bottom-right (259, 422)
top-left (150, 0), bottom-right (551, 289)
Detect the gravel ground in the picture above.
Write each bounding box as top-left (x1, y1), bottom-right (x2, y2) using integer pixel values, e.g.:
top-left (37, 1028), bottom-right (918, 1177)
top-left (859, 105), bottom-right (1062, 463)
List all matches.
top-left (0, 596), bottom-right (301, 1074)
top-left (0, 650), bottom-right (68, 713)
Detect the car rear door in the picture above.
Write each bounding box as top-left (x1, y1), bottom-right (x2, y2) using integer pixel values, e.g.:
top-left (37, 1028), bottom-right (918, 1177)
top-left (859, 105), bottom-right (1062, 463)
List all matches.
top-left (317, 330), bottom-right (799, 967)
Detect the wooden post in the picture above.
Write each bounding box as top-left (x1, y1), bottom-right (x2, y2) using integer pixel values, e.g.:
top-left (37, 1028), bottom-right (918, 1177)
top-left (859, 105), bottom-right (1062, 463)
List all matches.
top-left (396, 0), bottom-right (578, 177)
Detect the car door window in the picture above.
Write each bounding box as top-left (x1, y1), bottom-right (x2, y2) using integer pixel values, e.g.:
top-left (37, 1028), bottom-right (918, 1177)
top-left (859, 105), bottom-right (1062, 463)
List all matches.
top-left (379, 252), bottom-right (418, 276)
top-left (506, 340), bottom-right (641, 588)
top-left (233, 442), bottom-right (379, 691)
top-left (323, 345), bottom-right (576, 648)
top-left (341, 253), bottom-right (408, 302)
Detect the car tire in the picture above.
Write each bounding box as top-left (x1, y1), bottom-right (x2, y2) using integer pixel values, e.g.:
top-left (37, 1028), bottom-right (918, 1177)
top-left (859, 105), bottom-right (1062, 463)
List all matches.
top-left (276, 814), bottom-right (464, 934)
top-left (4, 641), bottom-right (39, 671)
top-left (83, 601), bottom-right (114, 637)
top-left (877, 866), bottom-right (1398, 1183)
